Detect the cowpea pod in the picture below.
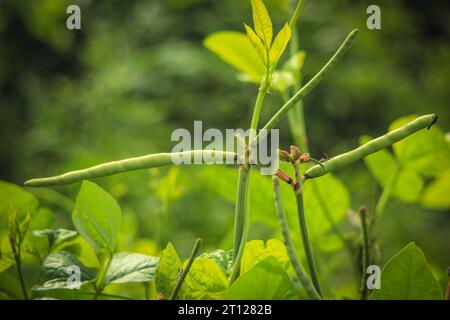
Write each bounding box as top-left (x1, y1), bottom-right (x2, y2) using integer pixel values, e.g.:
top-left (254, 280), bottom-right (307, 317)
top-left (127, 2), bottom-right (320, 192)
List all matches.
top-left (25, 150), bottom-right (237, 187)
top-left (304, 114), bottom-right (438, 179)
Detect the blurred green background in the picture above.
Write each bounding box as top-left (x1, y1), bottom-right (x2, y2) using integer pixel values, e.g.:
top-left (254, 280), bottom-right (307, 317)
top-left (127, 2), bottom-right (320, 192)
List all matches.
top-left (0, 0), bottom-right (449, 298)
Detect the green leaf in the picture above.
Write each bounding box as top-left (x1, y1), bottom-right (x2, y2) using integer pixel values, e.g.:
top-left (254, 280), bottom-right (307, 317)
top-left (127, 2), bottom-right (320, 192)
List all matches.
top-left (270, 23), bottom-right (291, 64)
top-left (204, 31), bottom-right (266, 83)
top-left (34, 251), bottom-right (93, 291)
top-left (155, 242), bottom-right (182, 299)
top-left (251, 0), bottom-right (273, 47)
top-left (421, 169), bottom-right (450, 210)
top-left (226, 256), bottom-right (297, 300)
top-left (200, 249), bottom-right (234, 276)
top-left (370, 242), bottom-right (443, 300)
top-left (33, 229), bottom-right (78, 250)
top-left (393, 169), bottom-right (424, 202)
top-left (72, 181), bottom-right (122, 253)
top-left (283, 50), bottom-right (306, 72)
top-left (179, 257), bottom-right (229, 300)
top-left (241, 239), bottom-right (291, 275)
top-left (389, 115), bottom-right (450, 177)
top-left (104, 252), bottom-right (159, 284)
top-left (0, 181), bottom-right (39, 229)
top-left (244, 23), bottom-right (267, 65)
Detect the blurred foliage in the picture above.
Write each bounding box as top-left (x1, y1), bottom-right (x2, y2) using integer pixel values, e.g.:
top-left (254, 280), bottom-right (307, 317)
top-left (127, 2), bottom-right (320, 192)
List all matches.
top-left (0, 0), bottom-right (449, 299)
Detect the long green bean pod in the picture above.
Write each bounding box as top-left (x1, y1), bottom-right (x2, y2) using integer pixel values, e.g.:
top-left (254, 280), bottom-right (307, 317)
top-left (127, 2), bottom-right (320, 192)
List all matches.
top-left (272, 177), bottom-right (321, 300)
top-left (25, 150), bottom-right (237, 187)
top-left (304, 114), bottom-right (437, 179)
top-left (254, 29), bottom-right (358, 143)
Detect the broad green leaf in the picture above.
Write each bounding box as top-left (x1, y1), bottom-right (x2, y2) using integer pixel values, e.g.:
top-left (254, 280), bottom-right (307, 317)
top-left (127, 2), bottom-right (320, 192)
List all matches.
top-left (200, 249), bottom-right (234, 276)
top-left (270, 23), bottom-right (291, 64)
top-left (34, 251), bottom-right (94, 291)
top-left (360, 135), bottom-right (398, 187)
top-left (241, 239), bottom-right (291, 275)
top-left (204, 31), bottom-right (265, 83)
top-left (251, 0), bottom-right (273, 47)
top-left (389, 115), bottom-right (450, 177)
top-left (244, 23), bottom-right (267, 65)
top-left (62, 236), bottom-right (99, 268)
top-left (393, 169), bottom-right (424, 202)
top-left (72, 181), bottom-right (122, 253)
top-left (370, 242), bottom-right (443, 300)
top-left (226, 256), bottom-right (297, 300)
top-left (421, 169), bottom-right (450, 210)
top-left (104, 252), bottom-right (159, 284)
top-left (179, 257), bottom-right (229, 300)
top-left (33, 229), bottom-right (78, 250)
top-left (0, 181), bottom-right (39, 228)
top-left (155, 242), bottom-right (182, 299)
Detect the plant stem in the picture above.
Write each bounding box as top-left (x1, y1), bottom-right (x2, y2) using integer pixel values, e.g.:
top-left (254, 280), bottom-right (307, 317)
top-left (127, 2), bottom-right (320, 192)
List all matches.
top-left (272, 177), bottom-right (321, 300)
top-left (14, 253), bottom-right (28, 300)
top-left (94, 252), bottom-right (113, 300)
top-left (170, 238), bottom-right (203, 300)
top-left (289, 0), bottom-right (306, 29)
top-left (359, 206), bottom-right (371, 300)
top-left (231, 73), bottom-right (271, 281)
top-left (293, 163), bottom-right (322, 297)
top-left (375, 168), bottom-right (399, 217)
top-left (255, 29), bottom-right (358, 142)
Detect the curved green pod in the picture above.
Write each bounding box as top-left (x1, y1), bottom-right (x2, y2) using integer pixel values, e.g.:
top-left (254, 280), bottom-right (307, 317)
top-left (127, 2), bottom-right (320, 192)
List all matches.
top-left (304, 114), bottom-right (437, 179)
top-left (25, 150), bottom-right (237, 187)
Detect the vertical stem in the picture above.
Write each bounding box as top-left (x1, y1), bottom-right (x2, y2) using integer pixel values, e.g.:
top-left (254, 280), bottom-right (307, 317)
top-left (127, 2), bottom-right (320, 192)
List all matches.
top-left (293, 162), bottom-right (322, 297)
top-left (272, 177), bottom-right (321, 300)
top-left (94, 252), bottom-right (113, 300)
top-left (170, 238), bottom-right (203, 300)
top-left (15, 253), bottom-right (28, 300)
top-left (375, 168), bottom-right (399, 217)
top-left (232, 73), bottom-right (270, 280)
top-left (359, 206), bottom-right (371, 300)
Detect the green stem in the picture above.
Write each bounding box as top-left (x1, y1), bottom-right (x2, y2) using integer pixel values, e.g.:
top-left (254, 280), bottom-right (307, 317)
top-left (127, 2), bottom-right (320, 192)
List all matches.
top-left (359, 207), bottom-right (370, 300)
top-left (25, 150), bottom-right (238, 188)
top-left (293, 163), bottom-right (322, 297)
top-left (288, 0), bottom-right (306, 29)
top-left (231, 73), bottom-right (271, 281)
top-left (94, 252), bottom-right (113, 300)
top-left (255, 29), bottom-right (358, 142)
top-left (170, 238), bottom-right (203, 300)
top-left (272, 177), bottom-right (321, 300)
top-left (375, 168), bottom-right (399, 217)
top-left (15, 254), bottom-right (28, 300)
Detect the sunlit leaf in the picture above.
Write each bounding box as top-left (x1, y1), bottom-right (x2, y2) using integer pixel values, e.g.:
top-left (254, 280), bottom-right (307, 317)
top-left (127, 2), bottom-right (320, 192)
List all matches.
top-left (421, 169), bottom-right (450, 210)
top-left (226, 256), bottom-right (297, 300)
top-left (201, 249), bottom-right (234, 276)
top-left (393, 169), bottom-right (424, 203)
top-left (179, 257), bottom-right (229, 300)
top-left (33, 229), bottom-right (78, 250)
top-left (244, 23), bottom-right (267, 65)
top-left (250, 0), bottom-right (273, 48)
top-left (370, 242), bottom-right (443, 300)
top-left (72, 181), bottom-right (122, 253)
top-left (0, 181), bottom-right (39, 228)
top-left (241, 239), bottom-right (291, 275)
top-left (204, 31), bottom-right (265, 83)
top-left (155, 242), bottom-right (182, 299)
top-left (270, 23), bottom-right (291, 64)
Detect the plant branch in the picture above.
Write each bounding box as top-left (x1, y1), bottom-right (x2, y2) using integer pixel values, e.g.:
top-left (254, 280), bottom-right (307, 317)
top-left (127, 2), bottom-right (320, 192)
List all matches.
top-left (272, 177), bottom-right (321, 300)
top-left (255, 29), bottom-right (358, 143)
top-left (293, 163), bottom-right (322, 297)
top-left (170, 238), bottom-right (203, 300)
top-left (359, 206), bottom-right (371, 300)
top-left (288, 0), bottom-right (306, 29)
